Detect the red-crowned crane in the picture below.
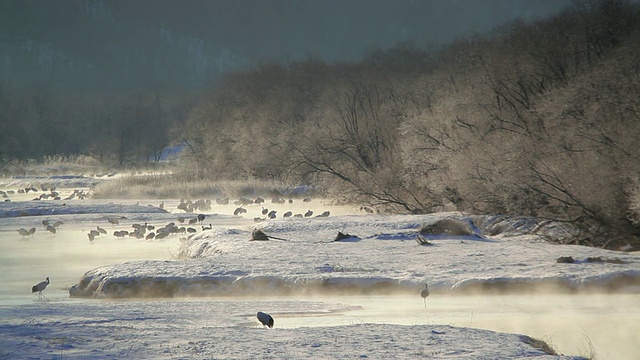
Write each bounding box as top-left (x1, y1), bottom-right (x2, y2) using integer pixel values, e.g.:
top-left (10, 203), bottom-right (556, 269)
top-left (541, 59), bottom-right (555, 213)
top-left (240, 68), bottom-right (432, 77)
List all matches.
top-left (257, 311), bottom-right (274, 328)
top-left (421, 283), bottom-right (429, 307)
top-left (32, 277), bottom-right (50, 299)
top-left (17, 228), bottom-right (30, 238)
top-left (46, 224), bottom-right (56, 235)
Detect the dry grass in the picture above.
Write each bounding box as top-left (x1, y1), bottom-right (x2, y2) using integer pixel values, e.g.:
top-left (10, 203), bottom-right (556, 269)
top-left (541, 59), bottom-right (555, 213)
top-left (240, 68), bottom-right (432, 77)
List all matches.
top-left (0, 155), bottom-right (175, 177)
top-left (0, 155), bottom-right (107, 176)
top-left (92, 173), bottom-right (308, 199)
top-left (521, 335), bottom-right (558, 356)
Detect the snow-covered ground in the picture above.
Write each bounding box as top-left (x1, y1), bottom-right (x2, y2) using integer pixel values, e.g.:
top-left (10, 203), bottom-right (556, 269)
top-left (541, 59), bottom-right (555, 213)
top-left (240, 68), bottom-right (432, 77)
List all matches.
top-left (1, 175), bottom-right (638, 359)
top-left (0, 299), bottom-right (586, 359)
top-left (70, 213), bottom-right (640, 299)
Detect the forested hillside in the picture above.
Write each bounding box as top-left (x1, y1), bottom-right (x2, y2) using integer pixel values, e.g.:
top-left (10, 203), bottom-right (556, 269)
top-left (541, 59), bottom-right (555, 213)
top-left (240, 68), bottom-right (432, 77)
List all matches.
top-left (0, 0), bottom-right (568, 166)
top-left (180, 0), bottom-right (640, 248)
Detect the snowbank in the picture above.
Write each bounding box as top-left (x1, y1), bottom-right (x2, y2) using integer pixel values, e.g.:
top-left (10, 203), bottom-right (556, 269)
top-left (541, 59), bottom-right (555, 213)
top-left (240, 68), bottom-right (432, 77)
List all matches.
top-left (0, 300), bottom-right (586, 359)
top-left (0, 201), bottom-right (167, 218)
top-left (70, 213), bottom-right (640, 298)
top-left (0, 174), bottom-right (103, 190)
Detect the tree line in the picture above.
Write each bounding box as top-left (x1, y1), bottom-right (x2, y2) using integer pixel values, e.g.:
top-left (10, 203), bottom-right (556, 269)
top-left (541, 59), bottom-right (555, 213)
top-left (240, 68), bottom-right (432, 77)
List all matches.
top-left (180, 0), bottom-right (640, 248)
top-left (0, 84), bottom-right (195, 168)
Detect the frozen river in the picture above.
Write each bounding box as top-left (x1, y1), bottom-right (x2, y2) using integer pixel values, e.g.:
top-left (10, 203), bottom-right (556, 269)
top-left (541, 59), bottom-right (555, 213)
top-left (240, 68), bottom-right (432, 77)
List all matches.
top-left (0, 197), bottom-right (639, 359)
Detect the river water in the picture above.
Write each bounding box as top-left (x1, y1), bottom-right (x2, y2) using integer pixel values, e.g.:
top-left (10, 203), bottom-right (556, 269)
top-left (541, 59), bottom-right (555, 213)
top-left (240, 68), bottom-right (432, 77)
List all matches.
top-left (0, 200), bottom-right (638, 359)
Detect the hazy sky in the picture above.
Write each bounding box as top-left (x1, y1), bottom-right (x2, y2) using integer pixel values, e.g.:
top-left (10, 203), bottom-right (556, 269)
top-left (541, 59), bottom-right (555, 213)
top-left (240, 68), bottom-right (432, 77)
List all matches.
top-left (0, 0), bottom-right (573, 89)
top-left (110, 0), bottom-right (573, 63)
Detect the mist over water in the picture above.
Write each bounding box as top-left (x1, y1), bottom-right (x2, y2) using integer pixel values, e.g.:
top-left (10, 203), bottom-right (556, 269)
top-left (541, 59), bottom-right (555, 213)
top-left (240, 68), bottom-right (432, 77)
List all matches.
top-left (1, 196), bottom-right (638, 359)
top-left (0, 226), bottom-right (179, 306)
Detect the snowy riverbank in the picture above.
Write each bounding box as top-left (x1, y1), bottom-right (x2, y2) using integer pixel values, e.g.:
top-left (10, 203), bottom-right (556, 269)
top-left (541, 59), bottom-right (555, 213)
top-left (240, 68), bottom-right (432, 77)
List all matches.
top-left (70, 213), bottom-right (640, 299)
top-left (1, 182), bottom-right (638, 358)
top-left (0, 298), bottom-right (589, 359)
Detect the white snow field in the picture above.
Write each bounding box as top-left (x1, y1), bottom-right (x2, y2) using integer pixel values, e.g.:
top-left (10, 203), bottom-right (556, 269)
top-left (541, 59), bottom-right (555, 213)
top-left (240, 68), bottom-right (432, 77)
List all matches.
top-left (1, 175), bottom-right (638, 359)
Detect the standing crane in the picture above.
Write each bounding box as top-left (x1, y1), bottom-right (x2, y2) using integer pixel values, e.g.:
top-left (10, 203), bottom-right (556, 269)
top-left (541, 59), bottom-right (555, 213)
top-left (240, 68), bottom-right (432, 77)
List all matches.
top-left (32, 277), bottom-right (50, 299)
top-left (257, 311), bottom-right (274, 328)
top-left (421, 283), bottom-right (430, 308)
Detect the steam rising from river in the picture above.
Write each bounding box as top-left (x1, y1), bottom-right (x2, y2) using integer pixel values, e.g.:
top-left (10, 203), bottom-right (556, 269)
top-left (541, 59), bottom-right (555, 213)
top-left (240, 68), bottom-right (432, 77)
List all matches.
top-left (1, 195), bottom-right (639, 358)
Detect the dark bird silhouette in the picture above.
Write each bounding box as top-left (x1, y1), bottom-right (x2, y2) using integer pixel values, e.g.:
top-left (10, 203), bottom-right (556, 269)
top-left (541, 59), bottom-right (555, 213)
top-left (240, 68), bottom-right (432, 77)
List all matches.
top-left (421, 283), bottom-right (430, 307)
top-left (304, 210), bottom-right (313, 217)
top-left (267, 210), bottom-right (277, 219)
top-left (316, 211), bottom-right (330, 217)
top-left (283, 211), bottom-right (293, 218)
top-left (32, 277), bottom-right (50, 299)
top-left (261, 207), bottom-right (268, 215)
top-left (361, 206), bottom-right (374, 214)
top-left (257, 311), bottom-right (274, 328)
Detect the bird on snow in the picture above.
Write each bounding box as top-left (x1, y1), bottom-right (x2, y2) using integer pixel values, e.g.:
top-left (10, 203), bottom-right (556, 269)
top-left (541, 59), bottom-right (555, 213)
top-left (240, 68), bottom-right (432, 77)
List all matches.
top-left (17, 228), bottom-right (30, 238)
top-left (421, 283), bottom-right (430, 307)
top-left (46, 224), bottom-right (56, 235)
top-left (257, 311), bottom-right (274, 328)
top-left (304, 210), bottom-right (313, 217)
top-left (32, 277), bottom-right (50, 299)
top-left (361, 206), bottom-right (374, 214)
